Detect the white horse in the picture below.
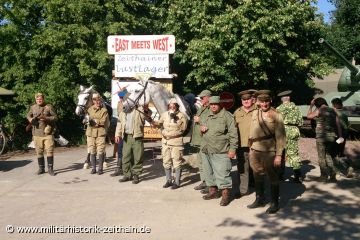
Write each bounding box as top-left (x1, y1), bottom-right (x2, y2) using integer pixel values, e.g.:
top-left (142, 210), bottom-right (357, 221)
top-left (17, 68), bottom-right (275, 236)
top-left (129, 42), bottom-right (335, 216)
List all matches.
top-left (122, 78), bottom-right (193, 121)
top-left (75, 85), bottom-right (113, 169)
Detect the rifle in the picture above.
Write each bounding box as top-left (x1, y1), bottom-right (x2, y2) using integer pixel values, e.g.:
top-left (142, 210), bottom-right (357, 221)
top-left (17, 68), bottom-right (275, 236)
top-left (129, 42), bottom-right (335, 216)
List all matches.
top-left (25, 112), bottom-right (43, 132)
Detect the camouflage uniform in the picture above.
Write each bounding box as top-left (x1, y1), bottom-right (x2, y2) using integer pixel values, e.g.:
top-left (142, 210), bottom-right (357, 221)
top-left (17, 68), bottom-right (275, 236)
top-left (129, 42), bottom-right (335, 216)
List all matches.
top-left (315, 107), bottom-right (338, 180)
top-left (276, 102), bottom-right (303, 170)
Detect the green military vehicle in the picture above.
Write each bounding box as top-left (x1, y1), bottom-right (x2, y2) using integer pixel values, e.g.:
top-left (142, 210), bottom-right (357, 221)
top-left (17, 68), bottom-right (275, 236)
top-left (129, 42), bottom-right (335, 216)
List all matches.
top-left (299, 38), bottom-right (360, 135)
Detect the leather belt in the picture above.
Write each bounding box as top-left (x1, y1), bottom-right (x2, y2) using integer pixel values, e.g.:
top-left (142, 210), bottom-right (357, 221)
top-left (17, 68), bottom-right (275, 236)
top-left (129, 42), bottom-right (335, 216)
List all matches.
top-left (248, 134), bottom-right (275, 145)
top-left (163, 134), bottom-right (182, 140)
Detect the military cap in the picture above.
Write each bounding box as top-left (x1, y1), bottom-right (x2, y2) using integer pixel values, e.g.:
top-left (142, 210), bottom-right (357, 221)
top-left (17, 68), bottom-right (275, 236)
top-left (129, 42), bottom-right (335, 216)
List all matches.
top-left (168, 98), bottom-right (177, 104)
top-left (198, 90), bottom-right (212, 98)
top-left (92, 93), bottom-right (101, 100)
top-left (255, 90), bottom-right (272, 101)
top-left (277, 90), bottom-right (292, 97)
top-left (238, 90), bottom-right (254, 100)
top-left (34, 92), bottom-right (44, 99)
top-left (209, 96), bottom-right (221, 104)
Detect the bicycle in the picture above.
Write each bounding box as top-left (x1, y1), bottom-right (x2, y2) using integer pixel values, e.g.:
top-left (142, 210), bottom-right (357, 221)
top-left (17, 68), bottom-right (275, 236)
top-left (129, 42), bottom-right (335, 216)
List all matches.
top-left (0, 123), bottom-right (6, 155)
top-left (0, 122), bottom-right (29, 155)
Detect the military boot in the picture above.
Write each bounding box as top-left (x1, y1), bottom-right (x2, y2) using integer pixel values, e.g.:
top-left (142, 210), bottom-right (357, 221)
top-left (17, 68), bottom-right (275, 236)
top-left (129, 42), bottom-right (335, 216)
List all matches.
top-left (84, 153), bottom-right (90, 169)
top-left (203, 186), bottom-right (221, 200)
top-left (247, 181), bottom-right (266, 209)
top-left (110, 157), bottom-right (123, 177)
top-left (171, 168), bottom-right (182, 190)
top-left (37, 157), bottom-right (45, 175)
top-left (266, 184), bottom-right (280, 214)
top-left (90, 154), bottom-right (96, 174)
top-left (97, 153), bottom-right (105, 175)
top-left (47, 156), bottom-right (55, 176)
top-left (163, 168), bottom-right (173, 188)
top-left (220, 188), bottom-right (231, 206)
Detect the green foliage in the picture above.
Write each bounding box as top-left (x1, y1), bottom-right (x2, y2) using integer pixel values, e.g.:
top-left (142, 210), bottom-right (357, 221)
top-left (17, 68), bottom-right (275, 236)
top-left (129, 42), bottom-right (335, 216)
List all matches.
top-left (0, 0), bottom-right (151, 144)
top-left (153, 0), bottom-right (331, 96)
top-left (326, 0), bottom-right (360, 64)
top-left (0, 0), bottom-right (336, 146)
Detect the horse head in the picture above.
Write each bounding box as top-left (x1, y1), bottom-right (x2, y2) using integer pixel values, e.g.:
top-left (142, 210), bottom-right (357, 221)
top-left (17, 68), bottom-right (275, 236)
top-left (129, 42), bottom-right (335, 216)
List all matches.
top-left (75, 85), bottom-right (94, 116)
top-left (122, 79), bottom-right (151, 113)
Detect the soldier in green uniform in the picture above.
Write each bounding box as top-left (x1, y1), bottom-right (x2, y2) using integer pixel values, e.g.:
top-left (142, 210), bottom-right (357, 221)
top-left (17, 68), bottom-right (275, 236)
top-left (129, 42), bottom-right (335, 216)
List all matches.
top-left (153, 98), bottom-right (188, 189)
top-left (190, 90), bottom-right (212, 191)
top-left (276, 90), bottom-right (303, 183)
top-left (307, 97), bottom-right (343, 182)
top-left (27, 93), bottom-right (58, 176)
top-left (115, 102), bottom-right (152, 184)
top-left (248, 90), bottom-right (286, 214)
top-left (200, 96), bottom-right (238, 206)
top-left (86, 93), bottom-right (109, 175)
top-left (233, 89), bottom-right (257, 197)
top-left (331, 98), bottom-right (353, 178)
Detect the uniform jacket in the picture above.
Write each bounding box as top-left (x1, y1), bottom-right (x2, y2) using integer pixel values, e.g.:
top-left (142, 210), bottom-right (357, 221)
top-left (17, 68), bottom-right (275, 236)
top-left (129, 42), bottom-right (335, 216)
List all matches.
top-left (315, 107), bottom-right (338, 142)
top-left (27, 104), bottom-right (58, 137)
top-left (234, 105), bottom-right (256, 148)
top-left (249, 108), bottom-right (286, 155)
top-left (115, 106), bottom-right (151, 139)
top-left (201, 108), bottom-right (238, 154)
top-left (86, 105), bottom-right (109, 137)
top-left (157, 110), bottom-right (188, 146)
top-left (335, 108), bottom-right (349, 138)
top-left (276, 102), bottom-right (303, 140)
top-left (190, 105), bottom-right (210, 146)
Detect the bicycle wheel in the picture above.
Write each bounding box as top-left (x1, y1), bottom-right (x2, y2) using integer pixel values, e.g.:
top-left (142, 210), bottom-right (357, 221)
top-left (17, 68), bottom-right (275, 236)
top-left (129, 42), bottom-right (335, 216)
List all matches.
top-left (0, 131), bottom-right (6, 155)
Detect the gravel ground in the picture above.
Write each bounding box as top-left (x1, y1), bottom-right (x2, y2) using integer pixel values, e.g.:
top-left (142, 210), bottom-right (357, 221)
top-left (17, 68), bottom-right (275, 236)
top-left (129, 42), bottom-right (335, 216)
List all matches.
top-left (299, 138), bottom-right (360, 165)
top-left (299, 137), bottom-right (360, 180)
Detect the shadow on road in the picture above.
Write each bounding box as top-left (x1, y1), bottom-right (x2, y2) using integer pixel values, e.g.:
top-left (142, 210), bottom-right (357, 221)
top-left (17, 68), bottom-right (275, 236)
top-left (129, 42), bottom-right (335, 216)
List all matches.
top-left (217, 173), bottom-right (360, 240)
top-left (0, 159), bottom-right (32, 172)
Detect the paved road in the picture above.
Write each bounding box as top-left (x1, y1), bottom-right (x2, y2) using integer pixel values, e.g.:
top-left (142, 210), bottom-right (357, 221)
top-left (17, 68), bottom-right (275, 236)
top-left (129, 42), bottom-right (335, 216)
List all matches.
top-left (0, 141), bottom-right (359, 240)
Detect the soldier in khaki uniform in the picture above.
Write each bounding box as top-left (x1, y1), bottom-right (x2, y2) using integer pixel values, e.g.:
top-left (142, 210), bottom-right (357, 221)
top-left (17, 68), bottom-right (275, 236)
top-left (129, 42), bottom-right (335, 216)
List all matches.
top-left (86, 93), bottom-right (109, 175)
top-left (153, 98), bottom-right (188, 189)
top-left (115, 102), bottom-right (152, 184)
top-left (233, 89), bottom-right (256, 197)
top-left (248, 90), bottom-right (286, 214)
top-left (27, 93), bottom-right (58, 176)
top-left (190, 89), bottom-right (212, 191)
top-left (200, 96), bottom-right (238, 206)
top-left (110, 89), bottom-right (128, 177)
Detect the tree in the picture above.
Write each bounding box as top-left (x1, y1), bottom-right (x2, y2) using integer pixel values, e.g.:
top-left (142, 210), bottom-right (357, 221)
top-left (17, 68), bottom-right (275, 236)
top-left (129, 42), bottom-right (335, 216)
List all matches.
top-left (0, 0), bottom-right (151, 144)
top-left (326, 0), bottom-right (360, 65)
top-left (152, 0), bottom-right (330, 100)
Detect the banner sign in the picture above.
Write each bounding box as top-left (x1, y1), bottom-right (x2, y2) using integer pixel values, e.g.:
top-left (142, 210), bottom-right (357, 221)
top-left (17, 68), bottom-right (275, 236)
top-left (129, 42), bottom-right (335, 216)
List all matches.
top-left (107, 35), bottom-right (175, 55)
top-left (114, 54), bottom-right (170, 78)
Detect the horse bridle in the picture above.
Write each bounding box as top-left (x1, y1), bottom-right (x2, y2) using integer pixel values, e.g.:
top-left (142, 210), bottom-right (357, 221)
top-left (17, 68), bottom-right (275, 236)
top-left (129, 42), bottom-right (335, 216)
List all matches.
top-left (124, 81), bottom-right (149, 112)
top-left (76, 92), bottom-right (92, 116)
